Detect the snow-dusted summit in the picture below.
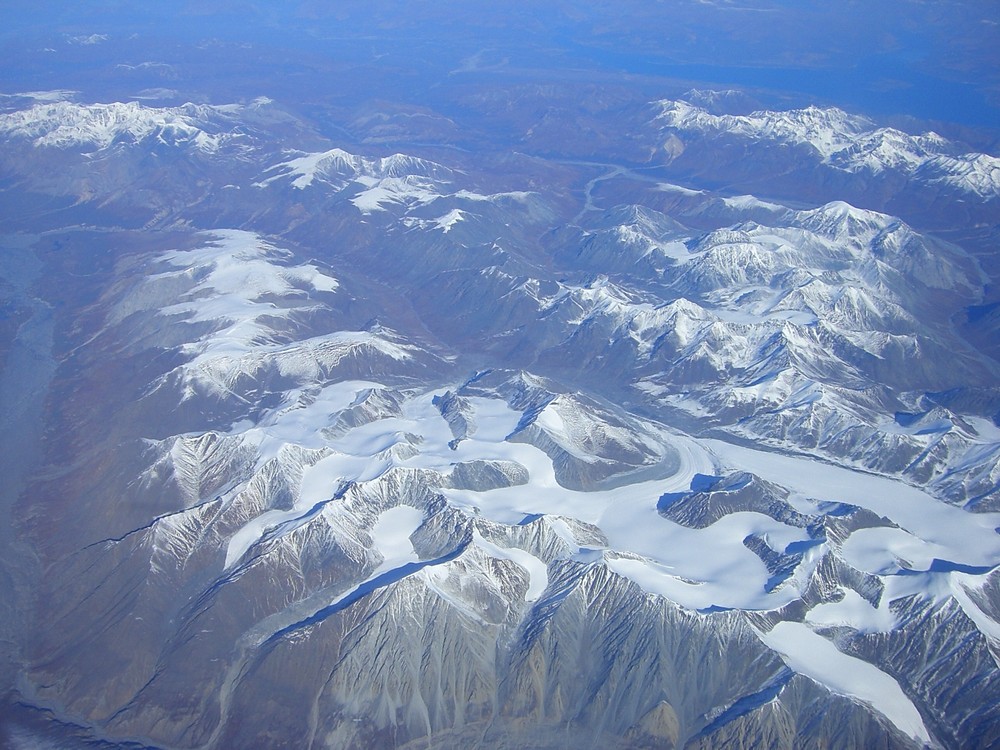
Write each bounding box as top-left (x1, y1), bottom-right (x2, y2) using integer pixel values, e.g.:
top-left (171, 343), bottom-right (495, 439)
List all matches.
top-left (655, 98), bottom-right (1000, 198)
top-left (0, 98), bottom-right (276, 152)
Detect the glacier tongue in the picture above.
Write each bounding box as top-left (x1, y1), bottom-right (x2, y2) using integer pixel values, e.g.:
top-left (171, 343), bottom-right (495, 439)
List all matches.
top-left (757, 621), bottom-right (932, 744)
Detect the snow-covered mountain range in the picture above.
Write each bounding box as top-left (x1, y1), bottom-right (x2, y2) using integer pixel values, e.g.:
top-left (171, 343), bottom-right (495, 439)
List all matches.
top-left (0, 98), bottom-right (279, 152)
top-left (655, 99), bottom-right (1000, 199)
top-left (3, 90), bottom-right (999, 749)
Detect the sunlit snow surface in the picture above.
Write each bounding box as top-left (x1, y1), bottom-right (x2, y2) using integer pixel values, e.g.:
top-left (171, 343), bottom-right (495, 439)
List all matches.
top-left (656, 99), bottom-right (1000, 198)
top-left (220, 375), bottom-right (999, 739)
top-left (255, 147), bottom-right (535, 216)
top-left (758, 622), bottom-right (932, 743)
top-left (220, 374), bottom-right (1000, 617)
top-left (0, 99), bottom-right (263, 152)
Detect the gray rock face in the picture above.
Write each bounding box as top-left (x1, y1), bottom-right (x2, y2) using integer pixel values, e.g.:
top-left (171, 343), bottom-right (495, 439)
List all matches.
top-left (658, 472), bottom-right (814, 529)
top-left (448, 459), bottom-right (530, 491)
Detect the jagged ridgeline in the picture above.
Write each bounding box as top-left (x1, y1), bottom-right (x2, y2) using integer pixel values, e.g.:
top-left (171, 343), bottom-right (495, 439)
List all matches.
top-left (1, 85), bottom-right (999, 750)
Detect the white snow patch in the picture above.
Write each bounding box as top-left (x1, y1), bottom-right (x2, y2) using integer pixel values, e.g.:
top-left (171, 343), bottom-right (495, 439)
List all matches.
top-left (258, 148), bottom-right (362, 189)
top-left (656, 182), bottom-right (704, 196)
top-left (603, 508), bottom-right (811, 611)
top-left (965, 416), bottom-right (1000, 443)
top-left (656, 98), bottom-right (1000, 197)
top-left (0, 99), bottom-right (251, 152)
top-left (839, 526), bottom-right (955, 576)
top-left (805, 589), bottom-right (896, 633)
top-left (69, 33), bottom-right (109, 45)
top-left (757, 621), bottom-right (931, 744)
top-left (218, 375), bottom-right (997, 617)
top-left (351, 176), bottom-right (441, 213)
top-left (133, 230), bottom-right (379, 397)
top-left (370, 506), bottom-right (423, 565)
top-left (225, 469), bottom-right (421, 570)
top-left (721, 194), bottom-right (787, 212)
top-left (434, 208), bottom-right (466, 233)
top-left (707, 439), bottom-right (1000, 570)
top-left (473, 530), bottom-right (548, 601)
top-left (158, 229), bottom-right (339, 304)
top-left (949, 573), bottom-right (1000, 642)
top-left (257, 149), bottom-right (536, 219)
top-left (249, 380), bottom-right (386, 462)
top-left (453, 189), bottom-right (533, 202)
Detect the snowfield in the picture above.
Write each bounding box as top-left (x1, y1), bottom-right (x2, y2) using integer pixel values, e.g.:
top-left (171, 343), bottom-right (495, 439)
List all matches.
top-left (757, 621), bottom-right (932, 744)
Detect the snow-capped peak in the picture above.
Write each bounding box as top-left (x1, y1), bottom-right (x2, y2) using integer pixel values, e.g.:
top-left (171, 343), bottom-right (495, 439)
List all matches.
top-left (0, 99), bottom-right (258, 152)
top-left (654, 97), bottom-right (1000, 198)
top-left (256, 147), bottom-right (452, 190)
top-left (656, 99), bottom-right (872, 160)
